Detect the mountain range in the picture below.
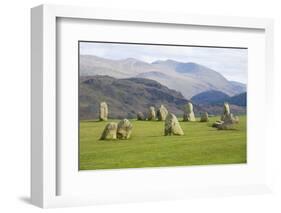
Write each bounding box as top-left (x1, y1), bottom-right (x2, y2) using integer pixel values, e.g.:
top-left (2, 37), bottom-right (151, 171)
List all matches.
top-left (80, 55), bottom-right (246, 99)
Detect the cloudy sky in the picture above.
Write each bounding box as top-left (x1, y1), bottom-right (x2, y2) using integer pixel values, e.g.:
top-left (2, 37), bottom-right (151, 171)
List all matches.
top-left (80, 42), bottom-right (247, 83)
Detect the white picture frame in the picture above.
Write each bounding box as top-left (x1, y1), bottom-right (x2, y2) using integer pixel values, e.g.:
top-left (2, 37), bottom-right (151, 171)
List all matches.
top-left (31, 4), bottom-right (274, 208)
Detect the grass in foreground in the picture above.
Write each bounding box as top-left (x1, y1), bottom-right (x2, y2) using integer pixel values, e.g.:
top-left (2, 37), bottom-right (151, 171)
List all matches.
top-left (79, 116), bottom-right (246, 170)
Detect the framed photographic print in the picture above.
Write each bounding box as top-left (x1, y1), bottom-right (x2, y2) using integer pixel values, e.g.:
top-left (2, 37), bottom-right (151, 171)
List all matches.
top-left (31, 4), bottom-right (274, 208)
top-left (78, 41), bottom-right (248, 170)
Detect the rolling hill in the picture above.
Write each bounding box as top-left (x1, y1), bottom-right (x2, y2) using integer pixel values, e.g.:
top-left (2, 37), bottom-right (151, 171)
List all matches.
top-left (228, 92), bottom-right (247, 106)
top-left (191, 90), bottom-right (230, 105)
top-left (190, 90), bottom-right (246, 116)
top-left (192, 90), bottom-right (246, 106)
top-left (80, 75), bottom-right (193, 119)
top-left (214, 92), bottom-right (247, 107)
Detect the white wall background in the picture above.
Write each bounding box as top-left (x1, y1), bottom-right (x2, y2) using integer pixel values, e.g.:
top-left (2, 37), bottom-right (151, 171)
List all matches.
top-left (0, 0), bottom-right (280, 212)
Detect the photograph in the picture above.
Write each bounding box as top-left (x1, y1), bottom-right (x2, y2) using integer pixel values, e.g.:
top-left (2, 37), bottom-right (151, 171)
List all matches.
top-left (79, 41), bottom-right (247, 170)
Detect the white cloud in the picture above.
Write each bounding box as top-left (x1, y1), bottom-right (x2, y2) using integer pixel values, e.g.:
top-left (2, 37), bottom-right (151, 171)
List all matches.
top-left (80, 42), bottom-right (247, 83)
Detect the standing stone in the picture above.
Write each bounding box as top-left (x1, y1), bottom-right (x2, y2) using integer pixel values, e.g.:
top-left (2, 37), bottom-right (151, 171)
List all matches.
top-left (157, 105), bottom-right (168, 121)
top-left (164, 113), bottom-right (184, 136)
top-left (100, 122), bottom-right (117, 140)
top-left (183, 102), bottom-right (196, 121)
top-left (117, 119), bottom-right (133, 139)
top-left (213, 102), bottom-right (238, 128)
top-left (99, 102), bottom-right (108, 121)
top-left (147, 106), bottom-right (156, 120)
top-left (200, 112), bottom-right (209, 122)
top-left (217, 113), bottom-right (239, 130)
top-left (221, 102), bottom-right (230, 121)
top-left (137, 112), bottom-right (146, 120)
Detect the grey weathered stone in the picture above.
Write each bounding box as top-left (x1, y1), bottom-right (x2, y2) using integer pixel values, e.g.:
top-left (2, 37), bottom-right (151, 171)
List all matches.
top-left (200, 112), bottom-right (209, 122)
top-left (217, 113), bottom-right (239, 130)
top-left (234, 115), bottom-right (239, 123)
top-left (164, 113), bottom-right (184, 136)
top-left (183, 102), bottom-right (196, 121)
top-left (147, 106), bottom-right (156, 120)
top-left (212, 120), bottom-right (223, 128)
top-left (221, 102), bottom-right (230, 121)
top-left (117, 119), bottom-right (133, 139)
top-left (99, 102), bottom-right (108, 121)
top-left (100, 122), bottom-right (117, 140)
top-left (157, 105), bottom-right (168, 121)
top-left (215, 102), bottom-right (239, 129)
top-left (137, 112), bottom-right (146, 120)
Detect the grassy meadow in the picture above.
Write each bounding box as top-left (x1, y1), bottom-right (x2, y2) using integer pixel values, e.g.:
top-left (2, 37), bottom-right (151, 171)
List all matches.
top-left (79, 116), bottom-right (247, 170)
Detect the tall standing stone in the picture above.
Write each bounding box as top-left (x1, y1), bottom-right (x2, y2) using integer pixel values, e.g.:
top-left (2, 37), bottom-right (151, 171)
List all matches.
top-left (147, 106), bottom-right (156, 120)
top-left (100, 122), bottom-right (117, 140)
top-left (213, 103), bottom-right (239, 129)
top-left (99, 102), bottom-right (108, 121)
top-left (157, 105), bottom-right (168, 121)
top-left (183, 102), bottom-right (196, 121)
top-left (164, 113), bottom-right (184, 136)
top-left (212, 103), bottom-right (239, 129)
top-left (200, 112), bottom-right (209, 122)
top-left (221, 102), bottom-right (230, 121)
top-left (117, 119), bottom-right (133, 139)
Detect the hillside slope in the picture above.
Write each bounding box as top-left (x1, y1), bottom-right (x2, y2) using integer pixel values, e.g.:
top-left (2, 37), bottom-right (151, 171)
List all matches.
top-left (213, 92), bottom-right (247, 107)
top-left (80, 75), bottom-right (193, 119)
top-left (191, 90), bottom-right (230, 105)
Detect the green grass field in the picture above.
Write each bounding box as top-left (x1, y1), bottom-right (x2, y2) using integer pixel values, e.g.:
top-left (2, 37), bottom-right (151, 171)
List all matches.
top-left (79, 116), bottom-right (246, 170)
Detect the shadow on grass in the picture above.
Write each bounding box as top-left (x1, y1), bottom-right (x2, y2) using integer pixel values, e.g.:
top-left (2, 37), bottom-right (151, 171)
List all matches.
top-left (217, 128), bottom-right (240, 131)
top-left (81, 120), bottom-right (102, 123)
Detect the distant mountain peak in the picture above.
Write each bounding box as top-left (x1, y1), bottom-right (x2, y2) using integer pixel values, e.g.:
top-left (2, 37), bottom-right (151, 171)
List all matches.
top-left (137, 71), bottom-right (168, 78)
top-left (80, 54), bottom-right (246, 98)
top-left (152, 59), bottom-right (178, 64)
top-left (120, 57), bottom-right (151, 67)
top-left (175, 62), bottom-right (211, 74)
top-left (165, 59), bottom-right (179, 63)
top-left (122, 57), bottom-right (141, 62)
